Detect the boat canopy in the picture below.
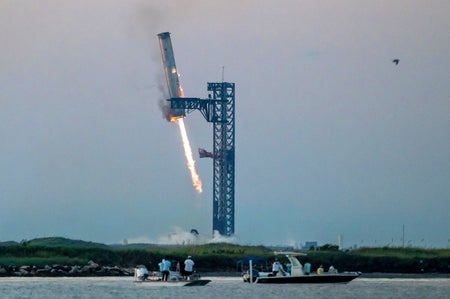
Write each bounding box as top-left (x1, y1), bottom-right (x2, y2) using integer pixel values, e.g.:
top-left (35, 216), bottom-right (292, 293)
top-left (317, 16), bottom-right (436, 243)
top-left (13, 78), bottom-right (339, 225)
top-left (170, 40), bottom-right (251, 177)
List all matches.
top-left (237, 256), bottom-right (266, 264)
top-left (236, 256), bottom-right (266, 272)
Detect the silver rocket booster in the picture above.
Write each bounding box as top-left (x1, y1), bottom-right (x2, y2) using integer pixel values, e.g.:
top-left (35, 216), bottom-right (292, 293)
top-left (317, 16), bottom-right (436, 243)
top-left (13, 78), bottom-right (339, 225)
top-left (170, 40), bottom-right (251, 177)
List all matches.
top-left (157, 32), bottom-right (185, 120)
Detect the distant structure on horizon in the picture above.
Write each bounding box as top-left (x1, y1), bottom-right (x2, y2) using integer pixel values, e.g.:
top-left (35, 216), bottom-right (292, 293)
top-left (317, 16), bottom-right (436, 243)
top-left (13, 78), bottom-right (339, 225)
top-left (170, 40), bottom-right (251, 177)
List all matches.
top-left (338, 235), bottom-right (343, 250)
top-left (302, 241), bottom-right (318, 250)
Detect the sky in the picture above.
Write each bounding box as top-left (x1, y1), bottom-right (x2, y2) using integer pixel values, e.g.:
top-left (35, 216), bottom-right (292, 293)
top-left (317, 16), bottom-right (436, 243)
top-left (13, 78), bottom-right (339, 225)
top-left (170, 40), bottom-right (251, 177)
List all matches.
top-left (0, 0), bottom-right (449, 248)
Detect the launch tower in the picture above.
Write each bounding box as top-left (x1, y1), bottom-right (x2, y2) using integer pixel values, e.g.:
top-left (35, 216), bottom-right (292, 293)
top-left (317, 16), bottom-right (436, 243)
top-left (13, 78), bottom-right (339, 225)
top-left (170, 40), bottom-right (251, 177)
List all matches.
top-left (169, 83), bottom-right (236, 237)
top-left (158, 32), bottom-right (235, 237)
top-left (208, 82), bottom-right (235, 237)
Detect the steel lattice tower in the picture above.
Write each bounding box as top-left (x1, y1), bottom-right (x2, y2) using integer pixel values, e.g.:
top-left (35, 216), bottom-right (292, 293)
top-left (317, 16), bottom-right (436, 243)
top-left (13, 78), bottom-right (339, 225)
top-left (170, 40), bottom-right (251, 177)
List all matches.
top-left (168, 82), bottom-right (235, 237)
top-left (208, 82), bottom-right (235, 236)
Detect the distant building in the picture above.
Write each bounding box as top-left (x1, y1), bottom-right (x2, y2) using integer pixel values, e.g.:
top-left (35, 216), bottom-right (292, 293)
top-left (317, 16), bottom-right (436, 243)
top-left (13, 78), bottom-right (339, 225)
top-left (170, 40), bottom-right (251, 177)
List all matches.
top-left (303, 241), bottom-right (318, 250)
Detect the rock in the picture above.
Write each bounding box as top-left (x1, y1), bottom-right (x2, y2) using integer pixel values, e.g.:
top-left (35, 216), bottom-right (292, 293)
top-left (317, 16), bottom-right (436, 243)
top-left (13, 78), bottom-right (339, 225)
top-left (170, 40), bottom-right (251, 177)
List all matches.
top-left (19, 265), bottom-right (30, 276)
top-left (36, 268), bottom-right (51, 276)
top-left (69, 266), bottom-right (81, 275)
top-left (87, 260), bottom-right (99, 268)
top-left (80, 265), bottom-right (92, 274)
top-left (52, 264), bottom-right (68, 271)
top-left (0, 263), bottom-right (132, 277)
top-left (95, 267), bottom-right (106, 274)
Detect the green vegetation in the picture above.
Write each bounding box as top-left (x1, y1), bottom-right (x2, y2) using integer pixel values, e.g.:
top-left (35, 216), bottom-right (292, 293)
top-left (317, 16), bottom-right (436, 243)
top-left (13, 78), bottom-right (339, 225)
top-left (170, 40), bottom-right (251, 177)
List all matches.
top-left (24, 237), bottom-right (109, 249)
top-left (352, 246), bottom-right (450, 259)
top-left (1, 238), bottom-right (449, 273)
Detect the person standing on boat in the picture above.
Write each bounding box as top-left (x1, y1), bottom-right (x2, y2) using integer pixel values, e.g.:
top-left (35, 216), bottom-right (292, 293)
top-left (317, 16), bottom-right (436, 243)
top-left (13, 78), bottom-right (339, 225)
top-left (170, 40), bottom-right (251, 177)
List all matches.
top-left (161, 258), bottom-right (171, 281)
top-left (183, 256), bottom-right (195, 280)
top-left (271, 259), bottom-right (282, 276)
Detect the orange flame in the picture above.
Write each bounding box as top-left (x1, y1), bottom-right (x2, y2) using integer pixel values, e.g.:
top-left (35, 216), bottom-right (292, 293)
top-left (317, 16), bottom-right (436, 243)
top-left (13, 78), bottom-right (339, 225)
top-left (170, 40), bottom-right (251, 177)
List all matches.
top-left (169, 115), bottom-right (184, 123)
top-left (177, 118), bottom-right (202, 193)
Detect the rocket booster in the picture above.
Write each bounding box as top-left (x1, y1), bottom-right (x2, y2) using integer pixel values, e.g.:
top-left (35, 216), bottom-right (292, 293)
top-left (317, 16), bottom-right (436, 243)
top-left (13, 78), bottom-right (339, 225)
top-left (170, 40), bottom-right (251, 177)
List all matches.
top-left (157, 32), bottom-right (185, 119)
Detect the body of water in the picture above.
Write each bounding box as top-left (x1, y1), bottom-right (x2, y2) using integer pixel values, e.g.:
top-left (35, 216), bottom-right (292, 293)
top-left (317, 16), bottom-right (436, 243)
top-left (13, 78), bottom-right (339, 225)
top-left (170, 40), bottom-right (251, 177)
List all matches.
top-left (0, 276), bottom-right (449, 299)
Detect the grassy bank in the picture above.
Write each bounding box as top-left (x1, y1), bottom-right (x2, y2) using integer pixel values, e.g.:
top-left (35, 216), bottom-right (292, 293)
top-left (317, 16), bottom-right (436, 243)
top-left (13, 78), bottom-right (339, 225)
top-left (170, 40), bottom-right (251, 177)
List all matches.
top-left (295, 247), bottom-right (450, 273)
top-left (1, 238), bottom-right (449, 273)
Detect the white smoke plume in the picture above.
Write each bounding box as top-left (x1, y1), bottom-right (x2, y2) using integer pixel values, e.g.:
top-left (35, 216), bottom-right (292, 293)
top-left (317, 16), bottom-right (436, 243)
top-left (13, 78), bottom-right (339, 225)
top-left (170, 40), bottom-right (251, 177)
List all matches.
top-left (208, 230), bottom-right (237, 244)
top-left (126, 227), bottom-right (237, 245)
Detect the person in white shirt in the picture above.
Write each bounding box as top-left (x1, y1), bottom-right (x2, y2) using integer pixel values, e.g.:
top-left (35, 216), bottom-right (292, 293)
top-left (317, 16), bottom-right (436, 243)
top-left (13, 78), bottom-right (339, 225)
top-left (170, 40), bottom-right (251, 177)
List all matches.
top-left (272, 260), bottom-right (281, 276)
top-left (183, 256), bottom-right (195, 279)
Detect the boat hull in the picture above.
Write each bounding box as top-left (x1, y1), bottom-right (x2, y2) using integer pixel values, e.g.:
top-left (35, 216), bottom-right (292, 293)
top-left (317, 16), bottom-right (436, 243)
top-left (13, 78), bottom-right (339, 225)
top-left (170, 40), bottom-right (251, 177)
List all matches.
top-left (135, 279), bottom-right (211, 287)
top-left (255, 273), bottom-right (359, 284)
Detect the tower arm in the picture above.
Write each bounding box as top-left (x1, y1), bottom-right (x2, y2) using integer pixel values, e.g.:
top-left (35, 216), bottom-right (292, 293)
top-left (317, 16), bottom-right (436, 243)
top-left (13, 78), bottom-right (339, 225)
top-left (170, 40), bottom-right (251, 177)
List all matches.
top-left (168, 97), bottom-right (227, 123)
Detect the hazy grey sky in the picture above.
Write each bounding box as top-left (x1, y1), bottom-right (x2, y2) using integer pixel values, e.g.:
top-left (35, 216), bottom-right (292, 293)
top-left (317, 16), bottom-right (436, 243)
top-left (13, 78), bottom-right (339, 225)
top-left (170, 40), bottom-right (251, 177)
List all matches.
top-left (1, 0), bottom-right (449, 248)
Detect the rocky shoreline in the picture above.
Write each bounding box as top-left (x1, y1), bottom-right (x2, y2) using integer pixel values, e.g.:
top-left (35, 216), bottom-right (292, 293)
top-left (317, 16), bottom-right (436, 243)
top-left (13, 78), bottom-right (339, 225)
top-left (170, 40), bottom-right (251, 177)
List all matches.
top-left (0, 261), bottom-right (133, 277)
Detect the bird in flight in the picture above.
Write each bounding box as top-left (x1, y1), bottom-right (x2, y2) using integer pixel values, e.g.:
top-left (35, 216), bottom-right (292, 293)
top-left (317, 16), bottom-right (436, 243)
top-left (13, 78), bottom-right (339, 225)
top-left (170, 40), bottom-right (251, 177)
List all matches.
top-left (392, 59), bottom-right (400, 65)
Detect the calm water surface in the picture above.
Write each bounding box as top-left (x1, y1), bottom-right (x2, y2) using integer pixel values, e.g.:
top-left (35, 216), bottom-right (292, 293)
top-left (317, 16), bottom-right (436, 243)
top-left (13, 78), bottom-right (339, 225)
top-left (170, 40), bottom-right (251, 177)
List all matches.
top-left (0, 276), bottom-right (449, 299)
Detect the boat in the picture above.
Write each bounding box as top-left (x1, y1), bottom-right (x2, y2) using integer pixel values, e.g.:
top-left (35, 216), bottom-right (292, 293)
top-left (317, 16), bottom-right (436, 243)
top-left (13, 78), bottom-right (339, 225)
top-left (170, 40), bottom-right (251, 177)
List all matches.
top-left (243, 252), bottom-right (360, 284)
top-left (134, 265), bottom-right (211, 286)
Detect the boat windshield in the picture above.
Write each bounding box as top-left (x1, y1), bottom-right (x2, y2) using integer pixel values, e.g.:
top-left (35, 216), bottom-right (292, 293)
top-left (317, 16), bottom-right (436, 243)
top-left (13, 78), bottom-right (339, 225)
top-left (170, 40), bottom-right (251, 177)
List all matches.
top-left (288, 255), bottom-right (301, 267)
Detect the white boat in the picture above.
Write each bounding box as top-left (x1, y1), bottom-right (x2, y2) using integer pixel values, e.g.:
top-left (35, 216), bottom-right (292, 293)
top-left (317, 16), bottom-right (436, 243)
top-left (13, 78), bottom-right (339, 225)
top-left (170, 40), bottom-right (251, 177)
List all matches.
top-left (134, 266), bottom-right (210, 286)
top-left (244, 252), bottom-right (360, 284)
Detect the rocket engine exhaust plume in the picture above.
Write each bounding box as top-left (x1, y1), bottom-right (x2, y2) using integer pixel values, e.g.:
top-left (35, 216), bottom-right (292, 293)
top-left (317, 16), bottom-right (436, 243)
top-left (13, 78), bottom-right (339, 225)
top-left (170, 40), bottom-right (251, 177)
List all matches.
top-left (177, 118), bottom-right (202, 193)
top-left (157, 32), bottom-right (202, 193)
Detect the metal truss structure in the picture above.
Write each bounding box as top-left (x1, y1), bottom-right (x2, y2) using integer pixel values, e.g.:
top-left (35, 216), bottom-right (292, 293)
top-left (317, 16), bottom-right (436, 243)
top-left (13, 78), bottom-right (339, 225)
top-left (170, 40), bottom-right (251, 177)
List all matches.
top-left (169, 82), bottom-right (235, 236)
